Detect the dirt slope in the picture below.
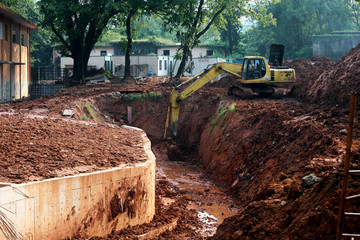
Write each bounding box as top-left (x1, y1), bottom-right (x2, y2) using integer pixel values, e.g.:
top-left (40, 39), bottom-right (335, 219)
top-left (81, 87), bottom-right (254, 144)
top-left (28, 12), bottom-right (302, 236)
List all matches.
top-left (196, 99), bottom-right (360, 239)
top-left (307, 43), bottom-right (360, 106)
top-left (284, 56), bottom-right (334, 102)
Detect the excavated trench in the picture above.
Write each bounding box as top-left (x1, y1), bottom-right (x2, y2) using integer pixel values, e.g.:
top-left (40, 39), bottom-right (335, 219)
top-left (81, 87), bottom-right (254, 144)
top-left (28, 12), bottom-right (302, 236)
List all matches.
top-left (1, 82), bottom-right (359, 239)
top-left (93, 90), bottom-right (239, 237)
top-left (92, 88), bottom-right (360, 240)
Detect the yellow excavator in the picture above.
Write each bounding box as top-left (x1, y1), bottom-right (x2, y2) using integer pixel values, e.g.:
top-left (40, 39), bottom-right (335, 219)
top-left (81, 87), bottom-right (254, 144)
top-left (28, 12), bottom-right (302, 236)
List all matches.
top-left (164, 44), bottom-right (295, 138)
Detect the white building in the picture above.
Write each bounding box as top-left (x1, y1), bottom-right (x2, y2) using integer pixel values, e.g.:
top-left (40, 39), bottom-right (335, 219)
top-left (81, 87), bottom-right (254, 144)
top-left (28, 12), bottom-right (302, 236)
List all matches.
top-left (58, 44), bottom-right (223, 77)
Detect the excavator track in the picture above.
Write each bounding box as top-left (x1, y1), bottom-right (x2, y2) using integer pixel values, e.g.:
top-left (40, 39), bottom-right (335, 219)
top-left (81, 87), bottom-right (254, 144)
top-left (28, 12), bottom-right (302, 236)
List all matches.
top-left (227, 86), bottom-right (254, 99)
top-left (228, 84), bottom-right (294, 99)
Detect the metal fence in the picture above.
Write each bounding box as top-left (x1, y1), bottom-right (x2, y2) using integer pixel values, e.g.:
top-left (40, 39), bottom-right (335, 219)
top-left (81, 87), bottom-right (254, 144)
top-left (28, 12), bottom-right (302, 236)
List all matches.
top-left (31, 67), bottom-right (72, 84)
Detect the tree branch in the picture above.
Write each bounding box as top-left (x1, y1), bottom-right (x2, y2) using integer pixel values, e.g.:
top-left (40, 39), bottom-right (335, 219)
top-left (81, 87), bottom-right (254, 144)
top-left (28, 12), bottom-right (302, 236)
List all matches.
top-left (50, 23), bottom-right (71, 52)
top-left (195, 5), bottom-right (226, 40)
top-left (192, 0), bottom-right (204, 30)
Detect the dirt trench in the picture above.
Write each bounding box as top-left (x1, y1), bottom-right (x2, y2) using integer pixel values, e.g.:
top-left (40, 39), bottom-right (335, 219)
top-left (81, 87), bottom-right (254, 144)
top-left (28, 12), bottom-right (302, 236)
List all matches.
top-left (90, 86), bottom-right (360, 239)
top-left (1, 81), bottom-right (360, 239)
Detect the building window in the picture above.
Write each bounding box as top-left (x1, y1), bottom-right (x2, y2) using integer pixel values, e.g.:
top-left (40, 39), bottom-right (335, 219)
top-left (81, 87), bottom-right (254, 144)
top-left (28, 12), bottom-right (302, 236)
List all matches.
top-left (12, 32), bottom-right (16, 43)
top-left (164, 60), bottom-right (167, 70)
top-left (101, 50), bottom-right (107, 56)
top-left (12, 26), bottom-right (19, 44)
top-left (159, 60), bottom-right (162, 70)
top-left (163, 50), bottom-right (170, 56)
top-left (0, 23), bottom-right (3, 40)
top-left (170, 61), bottom-right (173, 71)
top-left (21, 33), bottom-right (28, 47)
top-left (206, 50), bottom-right (213, 56)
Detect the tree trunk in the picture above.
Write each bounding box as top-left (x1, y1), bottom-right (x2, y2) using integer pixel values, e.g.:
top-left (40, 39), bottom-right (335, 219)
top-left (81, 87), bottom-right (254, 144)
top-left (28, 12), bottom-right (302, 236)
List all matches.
top-left (72, 52), bottom-right (85, 85)
top-left (124, 12), bottom-right (135, 80)
top-left (174, 45), bottom-right (190, 80)
top-left (71, 45), bottom-right (91, 85)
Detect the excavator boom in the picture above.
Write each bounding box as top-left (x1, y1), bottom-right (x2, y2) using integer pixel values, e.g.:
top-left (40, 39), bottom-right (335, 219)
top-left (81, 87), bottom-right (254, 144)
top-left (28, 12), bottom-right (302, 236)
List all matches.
top-left (164, 62), bottom-right (242, 138)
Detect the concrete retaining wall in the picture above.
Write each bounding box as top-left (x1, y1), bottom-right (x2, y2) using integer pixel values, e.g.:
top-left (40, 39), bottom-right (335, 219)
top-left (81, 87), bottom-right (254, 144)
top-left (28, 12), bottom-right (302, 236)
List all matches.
top-left (0, 128), bottom-right (156, 239)
top-left (313, 35), bottom-right (360, 61)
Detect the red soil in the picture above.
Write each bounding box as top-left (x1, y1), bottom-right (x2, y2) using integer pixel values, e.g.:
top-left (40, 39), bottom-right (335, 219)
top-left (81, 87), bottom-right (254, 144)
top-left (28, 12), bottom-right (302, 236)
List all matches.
top-left (0, 113), bottom-right (147, 183)
top-left (1, 43), bottom-right (360, 238)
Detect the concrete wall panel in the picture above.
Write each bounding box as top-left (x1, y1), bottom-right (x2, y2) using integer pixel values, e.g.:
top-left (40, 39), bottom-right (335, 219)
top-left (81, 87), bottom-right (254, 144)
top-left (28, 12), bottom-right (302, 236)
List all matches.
top-left (313, 35), bottom-right (360, 61)
top-left (0, 128), bottom-right (155, 239)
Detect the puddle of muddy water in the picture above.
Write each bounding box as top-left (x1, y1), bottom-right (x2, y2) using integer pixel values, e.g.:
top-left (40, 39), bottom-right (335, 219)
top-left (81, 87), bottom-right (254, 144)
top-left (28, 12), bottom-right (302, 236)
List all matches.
top-left (157, 159), bottom-right (238, 236)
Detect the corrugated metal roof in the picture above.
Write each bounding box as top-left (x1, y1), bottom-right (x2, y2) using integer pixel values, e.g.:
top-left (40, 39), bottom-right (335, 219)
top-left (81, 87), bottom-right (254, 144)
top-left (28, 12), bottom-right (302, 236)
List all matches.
top-left (0, 3), bottom-right (38, 29)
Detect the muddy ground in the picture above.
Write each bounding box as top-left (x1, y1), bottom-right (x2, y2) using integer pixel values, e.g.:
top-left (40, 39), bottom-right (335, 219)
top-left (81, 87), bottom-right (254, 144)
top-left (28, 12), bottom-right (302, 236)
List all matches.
top-left (1, 45), bottom-right (360, 239)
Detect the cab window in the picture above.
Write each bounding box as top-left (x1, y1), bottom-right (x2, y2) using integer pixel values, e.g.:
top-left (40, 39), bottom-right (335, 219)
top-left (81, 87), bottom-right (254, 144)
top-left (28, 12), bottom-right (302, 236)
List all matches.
top-left (243, 58), bottom-right (266, 80)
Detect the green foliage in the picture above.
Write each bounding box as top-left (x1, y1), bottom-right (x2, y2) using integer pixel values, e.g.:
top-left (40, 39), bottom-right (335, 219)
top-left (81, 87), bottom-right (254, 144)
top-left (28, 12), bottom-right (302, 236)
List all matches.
top-left (38, 0), bottom-right (125, 82)
top-left (104, 71), bottom-right (111, 79)
top-left (84, 104), bottom-right (99, 122)
top-left (123, 92), bottom-right (162, 102)
top-left (210, 103), bottom-right (236, 133)
top-left (241, 0), bottom-right (358, 59)
top-left (133, 16), bottom-right (176, 41)
top-left (82, 114), bottom-right (90, 120)
top-left (163, 0), bottom-right (234, 78)
top-left (97, 31), bottom-right (125, 46)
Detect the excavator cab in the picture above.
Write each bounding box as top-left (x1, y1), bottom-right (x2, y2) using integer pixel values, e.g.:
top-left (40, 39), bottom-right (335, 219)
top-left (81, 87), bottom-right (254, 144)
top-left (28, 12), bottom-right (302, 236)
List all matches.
top-left (242, 58), bottom-right (267, 80)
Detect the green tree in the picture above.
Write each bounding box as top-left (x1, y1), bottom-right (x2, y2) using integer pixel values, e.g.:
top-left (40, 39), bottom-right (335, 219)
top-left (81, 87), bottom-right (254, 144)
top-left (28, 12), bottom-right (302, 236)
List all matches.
top-left (38, 0), bottom-right (125, 84)
top-left (164, 0), bottom-right (228, 79)
top-left (119, 0), bottom-right (175, 80)
top-left (164, 0), bottom-right (276, 79)
top-left (219, 14), bottom-right (243, 57)
top-left (347, 0), bottom-right (360, 30)
top-left (245, 0), bottom-right (355, 59)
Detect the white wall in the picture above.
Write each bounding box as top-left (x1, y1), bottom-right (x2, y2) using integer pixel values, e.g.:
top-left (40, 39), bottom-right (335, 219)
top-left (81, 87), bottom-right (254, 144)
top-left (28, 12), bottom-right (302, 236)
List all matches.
top-left (157, 46), bottom-right (214, 58)
top-left (173, 57), bottom-right (226, 76)
top-left (60, 55), bottom-right (223, 77)
top-left (90, 47), bottom-right (114, 57)
top-left (60, 56), bottom-right (108, 69)
top-left (112, 56), bottom-right (173, 76)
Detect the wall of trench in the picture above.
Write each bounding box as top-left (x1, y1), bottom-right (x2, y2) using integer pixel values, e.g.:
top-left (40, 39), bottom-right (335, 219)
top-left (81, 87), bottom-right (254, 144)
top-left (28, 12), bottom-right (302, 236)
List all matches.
top-left (92, 91), bottom-right (356, 239)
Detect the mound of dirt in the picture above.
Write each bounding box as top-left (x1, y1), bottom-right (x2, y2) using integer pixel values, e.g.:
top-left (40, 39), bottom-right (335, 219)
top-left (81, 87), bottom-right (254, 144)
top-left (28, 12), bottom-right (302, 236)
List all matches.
top-left (0, 113), bottom-right (147, 183)
top-left (284, 56), bottom-right (334, 102)
top-left (307, 43), bottom-right (360, 106)
top-left (209, 75), bottom-right (238, 88)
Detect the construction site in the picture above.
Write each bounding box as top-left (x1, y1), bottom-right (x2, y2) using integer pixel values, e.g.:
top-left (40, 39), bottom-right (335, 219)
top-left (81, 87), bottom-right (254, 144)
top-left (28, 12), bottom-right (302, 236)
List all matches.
top-left (0, 40), bottom-right (360, 240)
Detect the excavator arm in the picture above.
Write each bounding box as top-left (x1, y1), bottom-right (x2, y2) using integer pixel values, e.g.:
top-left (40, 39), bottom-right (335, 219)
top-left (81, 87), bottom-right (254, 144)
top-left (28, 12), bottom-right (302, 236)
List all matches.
top-left (164, 62), bottom-right (242, 139)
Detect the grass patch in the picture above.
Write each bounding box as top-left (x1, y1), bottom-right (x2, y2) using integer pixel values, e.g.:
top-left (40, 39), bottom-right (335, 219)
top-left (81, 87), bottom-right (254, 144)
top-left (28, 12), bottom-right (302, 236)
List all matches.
top-left (82, 114), bottom-right (90, 120)
top-left (123, 92), bottom-right (162, 102)
top-left (84, 104), bottom-right (100, 122)
top-left (210, 103), bottom-right (236, 134)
